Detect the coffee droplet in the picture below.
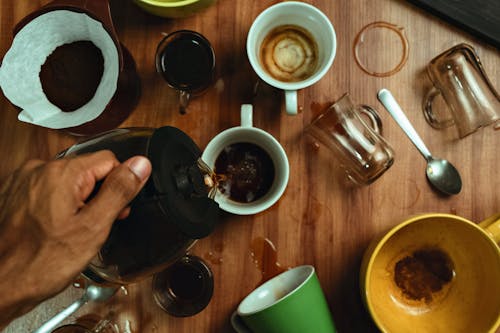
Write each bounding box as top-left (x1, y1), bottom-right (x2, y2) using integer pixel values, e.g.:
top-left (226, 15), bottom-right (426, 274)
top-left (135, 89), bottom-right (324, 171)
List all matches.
top-left (260, 25), bottom-right (318, 82)
top-left (394, 248), bottom-right (455, 303)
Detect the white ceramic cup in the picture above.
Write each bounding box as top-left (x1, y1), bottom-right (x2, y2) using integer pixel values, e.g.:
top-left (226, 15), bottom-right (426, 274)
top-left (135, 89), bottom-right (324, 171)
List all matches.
top-left (246, 1), bottom-right (337, 115)
top-left (201, 104), bottom-right (289, 215)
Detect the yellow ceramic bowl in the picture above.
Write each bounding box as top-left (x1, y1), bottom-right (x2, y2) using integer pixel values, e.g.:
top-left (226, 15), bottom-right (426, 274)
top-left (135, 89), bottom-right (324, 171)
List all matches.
top-left (132, 0), bottom-right (217, 18)
top-left (360, 213), bottom-right (500, 333)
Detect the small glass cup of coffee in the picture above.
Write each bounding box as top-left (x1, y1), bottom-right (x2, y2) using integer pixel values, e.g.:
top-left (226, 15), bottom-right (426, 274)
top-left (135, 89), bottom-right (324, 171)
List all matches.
top-left (152, 255), bottom-right (214, 317)
top-left (155, 30), bottom-right (216, 114)
top-left (201, 104), bottom-right (289, 215)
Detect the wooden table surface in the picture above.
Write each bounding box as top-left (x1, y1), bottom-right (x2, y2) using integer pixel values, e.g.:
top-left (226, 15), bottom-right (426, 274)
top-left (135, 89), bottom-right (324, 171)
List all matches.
top-left (2, 0), bottom-right (499, 332)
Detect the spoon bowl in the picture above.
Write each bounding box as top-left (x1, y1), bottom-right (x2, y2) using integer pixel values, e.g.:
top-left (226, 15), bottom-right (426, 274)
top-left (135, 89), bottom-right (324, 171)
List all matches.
top-left (33, 284), bottom-right (118, 333)
top-left (426, 157), bottom-right (462, 195)
top-left (85, 284), bottom-right (118, 302)
top-left (377, 88), bottom-right (462, 195)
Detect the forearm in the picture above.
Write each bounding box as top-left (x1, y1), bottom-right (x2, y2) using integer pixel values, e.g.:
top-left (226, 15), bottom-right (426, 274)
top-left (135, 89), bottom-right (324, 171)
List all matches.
top-left (0, 242), bottom-right (41, 330)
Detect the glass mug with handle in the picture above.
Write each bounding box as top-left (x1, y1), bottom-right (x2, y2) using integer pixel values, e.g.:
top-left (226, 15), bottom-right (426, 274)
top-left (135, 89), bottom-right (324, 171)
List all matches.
top-left (155, 30), bottom-right (216, 114)
top-left (306, 93), bottom-right (395, 186)
top-left (423, 43), bottom-right (500, 138)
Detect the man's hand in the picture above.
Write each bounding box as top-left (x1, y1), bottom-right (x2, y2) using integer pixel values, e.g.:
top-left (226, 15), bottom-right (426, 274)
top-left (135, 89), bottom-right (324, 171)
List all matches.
top-left (0, 150), bottom-right (152, 329)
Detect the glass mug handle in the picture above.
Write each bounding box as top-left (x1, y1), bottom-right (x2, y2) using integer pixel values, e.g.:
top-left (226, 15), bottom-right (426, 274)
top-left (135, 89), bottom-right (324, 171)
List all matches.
top-left (422, 86), bottom-right (455, 129)
top-left (179, 91), bottom-right (191, 115)
top-left (358, 104), bottom-right (383, 134)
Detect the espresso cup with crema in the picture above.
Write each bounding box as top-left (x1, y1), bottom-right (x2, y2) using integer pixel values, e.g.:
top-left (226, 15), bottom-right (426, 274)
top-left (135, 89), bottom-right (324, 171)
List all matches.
top-left (246, 1), bottom-right (336, 115)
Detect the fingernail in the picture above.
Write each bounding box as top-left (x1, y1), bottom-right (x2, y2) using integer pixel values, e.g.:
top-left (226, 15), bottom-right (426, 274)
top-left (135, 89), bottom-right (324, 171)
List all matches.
top-left (128, 156), bottom-right (152, 181)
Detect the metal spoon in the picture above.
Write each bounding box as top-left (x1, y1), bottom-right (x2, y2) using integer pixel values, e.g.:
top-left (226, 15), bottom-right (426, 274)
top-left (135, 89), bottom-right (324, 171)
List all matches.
top-left (33, 284), bottom-right (118, 333)
top-left (377, 89), bottom-right (462, 195)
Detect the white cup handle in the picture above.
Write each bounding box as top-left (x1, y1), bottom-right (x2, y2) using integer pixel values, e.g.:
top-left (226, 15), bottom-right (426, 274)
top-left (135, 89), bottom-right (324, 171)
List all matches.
top-left (284, 90), bottom-right (298, 115)
top-left (230, 311), bottom-right (252, 333)
top-left (241, 104), bottom-right (254, 127)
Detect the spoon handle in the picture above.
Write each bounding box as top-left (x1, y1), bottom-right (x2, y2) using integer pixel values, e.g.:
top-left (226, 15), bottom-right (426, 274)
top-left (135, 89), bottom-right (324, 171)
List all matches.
top-left (33, 297), bottom-right (88, 333)
top-left (377, 89), bottom-right (432, 160)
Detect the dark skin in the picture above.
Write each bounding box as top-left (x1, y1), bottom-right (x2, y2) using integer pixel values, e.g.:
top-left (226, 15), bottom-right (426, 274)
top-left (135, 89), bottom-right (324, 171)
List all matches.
top-left (0, 150), bottom-right (152, 330)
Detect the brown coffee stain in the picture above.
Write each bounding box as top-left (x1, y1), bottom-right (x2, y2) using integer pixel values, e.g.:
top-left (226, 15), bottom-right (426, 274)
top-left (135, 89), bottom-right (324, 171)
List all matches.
top-left (394, 247), bottom-right (455, 303)
top-left (388, 179), bottom-right (421, 208)
top-left (204, 240), bottom-right (225, 264)
top-left (310, 101), bottom-right (333, 119)
top-left (204, 251), bottom-right (223, 264)
top-left (250, 237), bottom-right (287, 286)
top-left (353, 21), bottom-right (409, 77)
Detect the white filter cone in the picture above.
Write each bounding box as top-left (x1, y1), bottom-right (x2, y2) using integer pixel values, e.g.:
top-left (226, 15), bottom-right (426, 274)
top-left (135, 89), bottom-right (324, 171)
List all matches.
top-left (0, 10), bottom-right (119, 129)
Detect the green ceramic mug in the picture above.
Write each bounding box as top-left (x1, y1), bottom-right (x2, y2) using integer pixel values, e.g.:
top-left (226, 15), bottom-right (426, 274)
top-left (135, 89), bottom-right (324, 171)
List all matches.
top-left (231, 265), bottom-right (336, 333)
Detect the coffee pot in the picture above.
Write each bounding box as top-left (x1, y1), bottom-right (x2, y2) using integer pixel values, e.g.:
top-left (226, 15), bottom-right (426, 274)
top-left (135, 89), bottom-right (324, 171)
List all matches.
top-left (58, 127), bottom-right (220, 284)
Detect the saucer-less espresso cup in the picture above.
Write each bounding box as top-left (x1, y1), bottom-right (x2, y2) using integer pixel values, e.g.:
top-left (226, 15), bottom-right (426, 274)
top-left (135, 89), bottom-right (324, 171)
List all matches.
top-left (360, 213), bottom-right (500, 333)
top-left (246, 1), bottom-right (336, 115)
top-left (231, 265), bottom-right (336, 333)
top-left (201, 104), bottom-right (289, 215)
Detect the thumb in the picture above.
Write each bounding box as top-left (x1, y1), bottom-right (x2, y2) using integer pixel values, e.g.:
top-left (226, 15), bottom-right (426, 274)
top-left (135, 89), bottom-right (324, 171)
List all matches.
top-left (80, 156), bottom-right (152, 228)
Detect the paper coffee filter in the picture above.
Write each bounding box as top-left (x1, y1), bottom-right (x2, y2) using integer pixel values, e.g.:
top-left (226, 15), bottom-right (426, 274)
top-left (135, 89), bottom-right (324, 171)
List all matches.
top-left (0, 10), bottom-right (119, 129)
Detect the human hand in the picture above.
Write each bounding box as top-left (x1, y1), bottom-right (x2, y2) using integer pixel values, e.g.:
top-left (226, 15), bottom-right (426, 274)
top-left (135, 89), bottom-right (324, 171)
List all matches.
top-left (0, 150), bottom-right (152, 329)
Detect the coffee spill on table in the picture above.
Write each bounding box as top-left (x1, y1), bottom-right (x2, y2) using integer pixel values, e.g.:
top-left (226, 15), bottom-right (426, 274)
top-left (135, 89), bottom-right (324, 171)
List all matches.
top-left (393, 247), bottom-right (455, 304)
top-left (204, 240), bottom-right (225, 264)
top-left (251, 237), bottom-right (287, 286)
top-left (389, 179), bottom-right (421, 208)
top-left (353, 21), bottom-right (409, 77)
top-left (310, 101), bottom-right (334, 119)
top-left (205, 251), bottom-right (223, 264)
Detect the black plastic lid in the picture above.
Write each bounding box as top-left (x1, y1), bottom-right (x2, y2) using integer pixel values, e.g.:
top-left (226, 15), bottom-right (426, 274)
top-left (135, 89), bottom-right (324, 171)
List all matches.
top-left (147, 126), bottom-right (219, 239)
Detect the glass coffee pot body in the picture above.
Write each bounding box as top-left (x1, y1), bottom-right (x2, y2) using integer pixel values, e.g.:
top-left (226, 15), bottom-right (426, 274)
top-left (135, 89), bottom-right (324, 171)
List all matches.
top-left (58, 127), bottom-right (219, 284)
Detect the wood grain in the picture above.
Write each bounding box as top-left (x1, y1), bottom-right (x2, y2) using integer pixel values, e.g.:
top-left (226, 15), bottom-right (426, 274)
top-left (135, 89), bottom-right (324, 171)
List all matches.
top-left (1, 0), bottom-right (499, 332)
